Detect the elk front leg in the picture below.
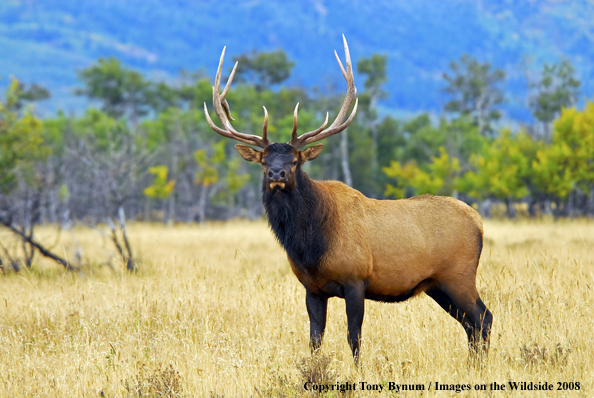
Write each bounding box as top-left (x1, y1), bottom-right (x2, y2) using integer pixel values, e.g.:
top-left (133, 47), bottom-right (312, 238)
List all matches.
top-left (344, 283), bottom-right (365, 364)
top-left (306, 289), bottom-right (328, 352)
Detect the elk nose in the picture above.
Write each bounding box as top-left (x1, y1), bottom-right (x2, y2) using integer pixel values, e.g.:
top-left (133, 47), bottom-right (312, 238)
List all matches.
top-left (267, 168), bottom-right (286, 181)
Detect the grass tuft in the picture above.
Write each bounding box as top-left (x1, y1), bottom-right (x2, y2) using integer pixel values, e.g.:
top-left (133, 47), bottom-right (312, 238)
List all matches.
top-left (122, 364), bottom-right (184, 397)
top-left (298, 352), bottom-right (336, 386)
top-left (520, 343), bottom-right (572, 368)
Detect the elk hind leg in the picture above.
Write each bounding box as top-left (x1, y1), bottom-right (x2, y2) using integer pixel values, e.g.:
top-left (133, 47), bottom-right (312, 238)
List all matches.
top-left (425, 284), bottom-right (493, 356)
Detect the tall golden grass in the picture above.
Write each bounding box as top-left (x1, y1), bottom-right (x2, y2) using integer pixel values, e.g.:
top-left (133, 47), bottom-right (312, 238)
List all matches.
top-left (0, 219), bottom-right (592, 397)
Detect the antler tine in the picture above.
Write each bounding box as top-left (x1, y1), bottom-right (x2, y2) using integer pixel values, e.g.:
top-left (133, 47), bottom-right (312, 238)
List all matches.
top-left (262, 106), bottom-right (269, 143)
top-left (334, 49), bottom-right (348, 81)
top-left (291, 103), bottom-right (299, 143)
top-left (211, 49), bottom-right (256, 141)
top-left (326, 34), bottom-right (356, 131)
top-left (221, 61), bottom-right (238, 99)
top-left (292, 112), bottom-right (329, 144)
top-left (203, 102), bottom-right (260, 146)
top-left (299, 99), bottom-right (358, 147)
top-left (291, 34), bottom-right (358, 148)
top-left (205, 47), bottom-right (270, 148)
top-left (220, 61), bottom-right (238, 121)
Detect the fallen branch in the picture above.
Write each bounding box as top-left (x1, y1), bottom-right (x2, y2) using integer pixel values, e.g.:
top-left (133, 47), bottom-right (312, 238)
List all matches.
top-left (0, 220), bottom-right (78, 272)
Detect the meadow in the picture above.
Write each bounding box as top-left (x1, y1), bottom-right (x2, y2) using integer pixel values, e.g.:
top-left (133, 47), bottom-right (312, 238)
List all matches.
top-left (0, 219), bottom-right (592, 397)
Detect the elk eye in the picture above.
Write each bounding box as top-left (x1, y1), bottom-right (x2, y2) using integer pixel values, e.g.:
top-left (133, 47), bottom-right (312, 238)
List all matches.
top-left (291, 161), bottom-right (298, 166)
top-left (261, 161), bottom-right (267, 167)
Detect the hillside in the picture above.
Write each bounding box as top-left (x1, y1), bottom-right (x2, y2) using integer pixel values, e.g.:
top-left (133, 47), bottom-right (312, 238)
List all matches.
top-left (1, 0), bottom-right (593, 120)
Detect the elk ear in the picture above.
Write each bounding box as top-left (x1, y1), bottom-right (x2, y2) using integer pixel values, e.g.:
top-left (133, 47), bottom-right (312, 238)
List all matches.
top-left (300, 144), bottom-right (324, 163)
top-left (235, 144), bottom-right (263, 163)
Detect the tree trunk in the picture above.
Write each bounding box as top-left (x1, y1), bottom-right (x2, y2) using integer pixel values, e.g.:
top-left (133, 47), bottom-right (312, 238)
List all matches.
top-left (542, 199), bottom-right (553, 217)
top-left (144, 197), bottom-right (151, 222)
top-left (528, 197), bottom-right (538, 218)
top-left (505, 196), bottom-right (516, 218)
top-left (553, 199), bottom-right (561, 219)
top-left (166, 152), bottom-right (178, 225)
top-left (48, 188), bottom-right (57, 224)
top-left (340, 128), bottom-right (352, 187)
top-left (543, 121), bottom-right (553, 143)
top-left (589, 186), bottom-right (594, 217)
top-left (567, 190), bottom-right (575, 218)
top-left (246, 184), bottom-right (260, 219)
top-left (167, 194), bottom-right (175, 225)
top-left (368, 94), bottom-right (379, 179)
top-left (198, 185), bottom-right (208, 223)
top-left (479, 198), bottom-right (493, 218)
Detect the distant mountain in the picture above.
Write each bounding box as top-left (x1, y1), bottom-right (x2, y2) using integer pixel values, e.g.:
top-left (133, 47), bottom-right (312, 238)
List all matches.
top-left (1, 0), bottom-right (593, 121)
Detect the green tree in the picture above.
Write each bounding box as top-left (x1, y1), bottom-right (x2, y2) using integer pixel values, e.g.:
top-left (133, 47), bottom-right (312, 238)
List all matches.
top-left (384, 147), bottom-right (461, 198)
top-left (11, 82), bottom-right (51, 111)
top-left (378, 113), bottom-right (484, 199)
top-left (529, 59), bottom-right (580, 142)
top-left (530, 141), bottom-right (575, 205)
top-left (194, 141), bottom-right (251, 220)
top-left (232, 49), bottom-right (295, 91)
top-left (553, 103), bottom-right (594, 193)
top-left (457, 129), bottom-right (534, 217)
top-left (443, 55), bottom-right (505, 136)
top-left (531, 103), bottom-right (594, 215)
top-left (225, 158), bottom-right (251, 196)
top-left (392, 114), bottom-right (443, 164)
top-left (177, 76), bottom-right (213, 110)
top-left (357, 54), bottom-right (388, 115)
top-left (0, 79), bottom-right (49, 193)
top-left (146, 82), bottom-right (181, 114)
top-left (76, 57), bottom-right (151, 122)
top-left (193, 144), bottom-right (223, 223)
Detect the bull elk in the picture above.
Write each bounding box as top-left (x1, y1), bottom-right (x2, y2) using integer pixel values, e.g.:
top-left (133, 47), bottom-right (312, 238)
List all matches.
top-left (204, 36), bottom-right (493, 363)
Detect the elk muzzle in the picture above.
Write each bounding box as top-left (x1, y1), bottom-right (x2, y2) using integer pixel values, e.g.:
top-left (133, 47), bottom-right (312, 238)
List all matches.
top-left (267, 168), bottom-right (287, 190)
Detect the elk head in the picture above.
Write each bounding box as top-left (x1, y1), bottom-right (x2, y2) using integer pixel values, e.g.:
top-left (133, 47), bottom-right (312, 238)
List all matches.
top-left (204, 35), bottom-right (358, 193)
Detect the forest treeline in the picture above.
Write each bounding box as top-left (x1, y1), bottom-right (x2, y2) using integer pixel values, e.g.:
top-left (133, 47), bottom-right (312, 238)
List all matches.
top-left (1, 49), bottom-right (593, 236)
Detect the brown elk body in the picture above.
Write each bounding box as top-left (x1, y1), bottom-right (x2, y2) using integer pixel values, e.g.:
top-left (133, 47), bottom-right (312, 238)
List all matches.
top-left (205, 36), bottom-right (493, 363)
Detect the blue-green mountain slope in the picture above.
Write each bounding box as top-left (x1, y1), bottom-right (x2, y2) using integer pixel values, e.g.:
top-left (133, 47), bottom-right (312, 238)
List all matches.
top-left (1, 0), bottom-right (593, 120)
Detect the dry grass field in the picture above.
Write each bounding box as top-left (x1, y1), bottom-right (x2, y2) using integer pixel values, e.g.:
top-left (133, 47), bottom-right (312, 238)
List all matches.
top-left (0, 219), bottom-right (593, 397)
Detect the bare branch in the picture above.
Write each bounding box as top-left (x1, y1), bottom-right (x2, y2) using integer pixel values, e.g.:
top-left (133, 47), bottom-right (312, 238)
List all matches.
top-left (0, 219), bottom-right (79, 272)
top-left (118, 207), bottom-right (135, 272)
top-left (107, 217), bottom-right (125, 259)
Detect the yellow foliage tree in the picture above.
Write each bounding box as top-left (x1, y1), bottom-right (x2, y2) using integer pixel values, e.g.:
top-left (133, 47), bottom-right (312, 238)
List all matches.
top-left (143, 165), bottom-right (175, 199)
top-left (383, 147), bottom-right (460, 198)
top-left (458, 129), bottom-right (533, 200)
top-left (194, 141), bottom-right (225, 187)
top-left (533, 103), bottom-right (594, 199)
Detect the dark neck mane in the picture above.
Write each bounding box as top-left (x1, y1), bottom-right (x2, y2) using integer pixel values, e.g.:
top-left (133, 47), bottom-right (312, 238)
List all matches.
top-left (262, 170), bottom-right (331, 273)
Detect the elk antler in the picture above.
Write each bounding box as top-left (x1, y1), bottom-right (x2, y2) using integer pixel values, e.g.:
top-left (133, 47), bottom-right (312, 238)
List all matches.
top-left (204, 36), bottom-right (357, 149)
top-left (203, 47), bottom-right (271, 148)
top-left (290, 34), bottom-right (358, 149)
